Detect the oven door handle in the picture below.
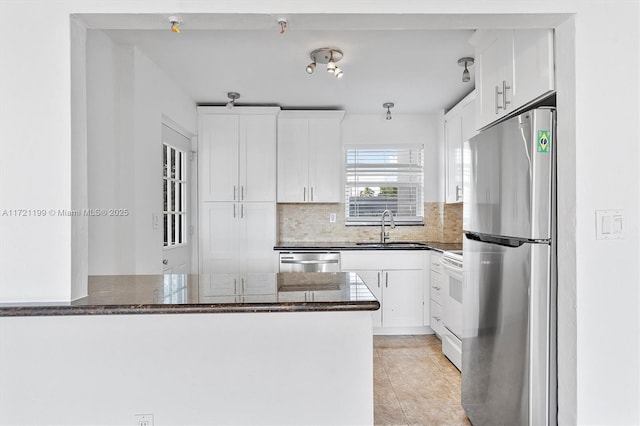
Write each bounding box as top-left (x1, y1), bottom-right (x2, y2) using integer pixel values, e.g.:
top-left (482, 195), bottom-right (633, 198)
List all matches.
top-left (280, 259), bottom-right (339, 264)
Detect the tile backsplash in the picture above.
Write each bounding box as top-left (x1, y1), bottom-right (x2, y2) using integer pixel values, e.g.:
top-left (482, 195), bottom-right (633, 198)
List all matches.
top-left (277, 202), bottom-right (463, 243)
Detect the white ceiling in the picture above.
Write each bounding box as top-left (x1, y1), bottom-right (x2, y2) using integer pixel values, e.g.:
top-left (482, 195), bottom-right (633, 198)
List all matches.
top-left (94, 13), bottom-right (565, 114)
top-left (105, 27), bottom-right (475, 113)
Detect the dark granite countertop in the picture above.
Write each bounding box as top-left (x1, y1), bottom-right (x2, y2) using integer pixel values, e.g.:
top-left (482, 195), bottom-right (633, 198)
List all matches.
top-left (0, 272), bottom-right (379, 317)
top-left (274, 241), bottom-right (463, 253)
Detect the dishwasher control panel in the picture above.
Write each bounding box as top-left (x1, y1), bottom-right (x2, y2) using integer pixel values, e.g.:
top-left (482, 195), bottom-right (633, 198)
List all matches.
top-left (279, 252), bottom-right (341, 273)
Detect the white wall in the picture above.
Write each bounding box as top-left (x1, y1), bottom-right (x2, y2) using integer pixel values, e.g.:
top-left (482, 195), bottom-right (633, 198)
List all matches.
top-left (342, 113), bottom-right (440, 202)
top-left (0, 1), bottom-right (639, 424)
top-left (569, 3), bottom-right (639, 424)
top-left (0, 311), bottom-right (374, 425)
top-left (86, 30), bottom-right (196, 275)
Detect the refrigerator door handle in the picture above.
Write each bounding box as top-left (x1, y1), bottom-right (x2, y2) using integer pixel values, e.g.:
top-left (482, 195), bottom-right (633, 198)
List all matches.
top-left (465, 232), bottom-right (527, 248)
top-left (529, 243), bottom-right (554, 426)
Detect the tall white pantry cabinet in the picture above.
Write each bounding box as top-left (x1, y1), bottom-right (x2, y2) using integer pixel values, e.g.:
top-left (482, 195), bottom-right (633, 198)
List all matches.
top-left (198, 107), bottom-right (280, 299)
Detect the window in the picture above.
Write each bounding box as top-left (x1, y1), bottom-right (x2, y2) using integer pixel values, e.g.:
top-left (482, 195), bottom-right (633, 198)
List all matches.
top-left (163, 143), bottom-right (187, 246)
top-left (345, 145), bottom-right (424, 225)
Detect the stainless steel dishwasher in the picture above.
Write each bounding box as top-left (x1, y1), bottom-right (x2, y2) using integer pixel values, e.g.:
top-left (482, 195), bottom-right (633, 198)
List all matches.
top-left (279, 252), bottom-right (341, 272)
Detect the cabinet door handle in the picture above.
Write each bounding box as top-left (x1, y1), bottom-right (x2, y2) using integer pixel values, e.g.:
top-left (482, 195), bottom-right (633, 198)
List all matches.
top-left (234, 278), bottom-right (237, 294)
top-left (233, 204), bottom-right (236, 218)
top-left (495, 85), bottom-right (501, 114)
top-left (502, 80), bottom-right (511, 111)
top-left (233, 185), bottom-right (237, 201)
top-left (241, 204), bottom-right (244, 218)
top-left (241, 186), bottom-right (244, 200)
top-left (241, 277), bottom-right (245, 293)
top-left (385, 272), bottom-right (389, 288)
top-left (377, 272), bottom-right (381, 288)
top-left (303, 187), bottom-right (306, 201)
top-left (311, 187), bottom-right (314, 202)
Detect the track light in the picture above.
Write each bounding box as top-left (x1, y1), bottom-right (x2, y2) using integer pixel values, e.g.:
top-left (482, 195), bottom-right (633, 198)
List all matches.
top-left (168, 16), bottom-right (181, 33)
top-left (458, 57), bottom-right (474, 83)
top-left (383, 102), bottom-right (394, 120)
top-left (226, 92), bottom-right (240, 109)
top-left (306, 48), bottom-right (344, 78)
top-left (306, 61), bottom-right (316, 74)
top-left (327, 60), bottom-right (336, 74)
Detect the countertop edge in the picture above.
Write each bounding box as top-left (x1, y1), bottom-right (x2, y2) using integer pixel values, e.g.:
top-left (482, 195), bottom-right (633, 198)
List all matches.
top-left (274, 243), bottom-right (461, 253)
top-left (0, 300), bottom-right (381, 318)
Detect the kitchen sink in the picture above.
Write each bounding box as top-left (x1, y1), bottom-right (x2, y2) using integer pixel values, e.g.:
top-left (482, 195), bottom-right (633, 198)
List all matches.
top-left (355, 242), bottom-right (428, 248)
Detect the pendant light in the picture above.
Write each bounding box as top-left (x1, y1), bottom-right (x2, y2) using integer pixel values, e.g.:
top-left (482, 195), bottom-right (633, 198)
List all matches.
top-left (383, 102), bottom-right (394, 120)
top-left (226, 92), bottom-right (240, 109)
top-left (458, 57), bottom-right (474, 83)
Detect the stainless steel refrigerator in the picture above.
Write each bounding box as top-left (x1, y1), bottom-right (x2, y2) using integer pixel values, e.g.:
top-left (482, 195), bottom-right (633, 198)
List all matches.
top-left (462, 107), bottom-right (556, 426)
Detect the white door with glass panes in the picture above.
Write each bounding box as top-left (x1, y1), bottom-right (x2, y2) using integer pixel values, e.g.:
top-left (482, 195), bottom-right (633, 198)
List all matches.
top-left (162, 124), bottom-right (192, 273)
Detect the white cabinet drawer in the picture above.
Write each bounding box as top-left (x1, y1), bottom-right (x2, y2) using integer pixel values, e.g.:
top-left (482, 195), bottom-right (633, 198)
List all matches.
top-left (430, 301), bottom-right (444, 336)
top-left (431, 273), bottom-right (443, 305)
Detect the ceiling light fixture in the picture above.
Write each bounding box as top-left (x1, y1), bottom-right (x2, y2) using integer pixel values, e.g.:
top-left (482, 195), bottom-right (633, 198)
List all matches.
top-left (306, 48), bottom-right (344, 78)
top-left (226, 92), bottom-right (240, 109)
top-left (168, 16), bottom-right (181, 33)
top-left (277, 18), bottom-right (288, 35)
top-left (383, 102), bottom-right (394, 120)
top-left (458, 57), bottom-right (474, 83)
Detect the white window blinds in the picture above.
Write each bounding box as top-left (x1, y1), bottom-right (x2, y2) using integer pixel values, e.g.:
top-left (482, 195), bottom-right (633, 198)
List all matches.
top-left (345, 145), bottom-right (424, 225)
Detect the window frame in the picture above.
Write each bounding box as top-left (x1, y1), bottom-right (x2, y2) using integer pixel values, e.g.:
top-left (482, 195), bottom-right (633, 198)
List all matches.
top-left (163, 142), bottom-right (188, 247)
top-left (344, 144), bottom-right (425, 226)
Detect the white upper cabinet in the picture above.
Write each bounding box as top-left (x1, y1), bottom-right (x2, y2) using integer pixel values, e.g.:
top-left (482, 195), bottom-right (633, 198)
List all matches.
top-left (475, 30), bottom-right (514, 129)
top-left (473, 29), bottom-right (554, 130)
top-left (198, 107), bottom-right (280, 202)
top-left (444, 91), bottom-right (476, 204)
top-left (277, 110), bottom-right (345, 203)
top-left (511, 30), bottom-right (555, 109)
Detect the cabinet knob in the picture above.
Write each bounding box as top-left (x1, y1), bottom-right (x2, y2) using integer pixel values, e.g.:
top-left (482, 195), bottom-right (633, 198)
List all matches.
top-left (162, 259), bottom-right (168, 265)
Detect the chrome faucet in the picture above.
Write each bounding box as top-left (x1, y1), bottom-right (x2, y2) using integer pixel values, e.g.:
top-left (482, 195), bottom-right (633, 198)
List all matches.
top-left (380, 210), bottom-right (396, 243)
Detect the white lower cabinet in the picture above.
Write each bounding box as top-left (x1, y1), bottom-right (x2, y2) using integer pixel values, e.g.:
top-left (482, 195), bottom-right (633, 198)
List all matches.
top-left (341, 251), bottom-right (427, 335)
top-left (199, 201), bottom-right (277, 298)
top-left (430, 252), bottom-right (445, 337)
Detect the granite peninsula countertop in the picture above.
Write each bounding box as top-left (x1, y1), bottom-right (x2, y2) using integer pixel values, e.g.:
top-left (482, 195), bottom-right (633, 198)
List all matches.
top-left (0, 272), bottom-right (379, 317)
top-left (274, 241), bottom-right (463, 252)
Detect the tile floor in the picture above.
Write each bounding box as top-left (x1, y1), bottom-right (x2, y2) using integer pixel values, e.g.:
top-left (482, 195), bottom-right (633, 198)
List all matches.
top-left (374, 334), bottom-right (471, 426)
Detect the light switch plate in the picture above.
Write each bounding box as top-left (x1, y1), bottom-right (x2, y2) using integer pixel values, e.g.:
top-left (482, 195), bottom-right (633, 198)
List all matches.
top-left (595, 209), bottom-right (624, 239)
top-left (329, 213), bottom-right (337, 223)
top-left (134, 414), bottom-right (154, 426)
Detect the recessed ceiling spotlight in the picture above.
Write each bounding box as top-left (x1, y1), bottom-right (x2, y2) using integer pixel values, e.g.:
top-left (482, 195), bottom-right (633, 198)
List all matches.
top-left (383, 102), bottom-right (394, 120)
top-left (306, 48), bottom-right (344, 78)
top-left (226, 92), bottom-right (240, 109)
top-left (458, 57), bottom-right (474, 82)
top-left (168, 16), bottom-right (181, 33)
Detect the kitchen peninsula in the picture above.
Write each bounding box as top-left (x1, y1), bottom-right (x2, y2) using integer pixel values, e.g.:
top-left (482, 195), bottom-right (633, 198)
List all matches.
top-left (0, 273), bottom-right (378, 425)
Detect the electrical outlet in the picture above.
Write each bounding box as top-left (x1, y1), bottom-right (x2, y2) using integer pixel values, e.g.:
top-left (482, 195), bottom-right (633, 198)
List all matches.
top-left (134, 414), bottom-right (154, 426)
top-left (329, 212), bottom-right (337, 223)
